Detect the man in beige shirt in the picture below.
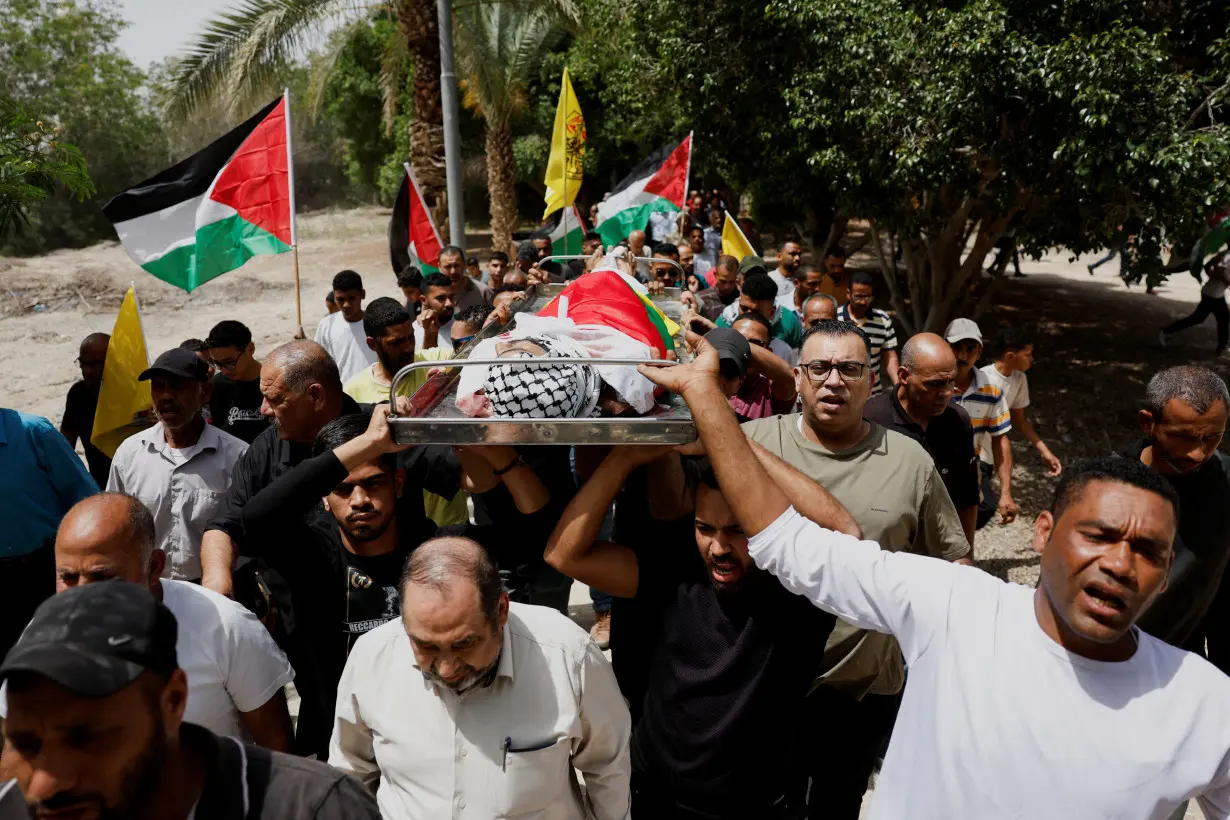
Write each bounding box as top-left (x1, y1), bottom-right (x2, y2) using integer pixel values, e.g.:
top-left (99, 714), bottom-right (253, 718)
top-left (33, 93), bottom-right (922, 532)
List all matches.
top-left (329, 537), bottom-right (631, 820)
top-left (741, 318), bottom-right (968, 820)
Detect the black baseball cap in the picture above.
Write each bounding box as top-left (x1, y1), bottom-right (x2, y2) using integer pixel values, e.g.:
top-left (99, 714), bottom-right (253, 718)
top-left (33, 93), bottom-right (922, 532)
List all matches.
top-left (703, 327), bottom-right (752, 380)
top-left (0, 581), bottom-right (178, 698)
top-left (139, 347), bottom-right (210, 382)
top-left (738, 255), bottom-right (768, 277)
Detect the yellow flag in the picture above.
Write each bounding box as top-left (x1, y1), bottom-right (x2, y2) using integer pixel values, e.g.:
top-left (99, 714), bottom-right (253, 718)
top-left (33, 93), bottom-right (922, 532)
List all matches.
top-left (542, 68), bottom-right (585, 218)
top-left (92, 285), bottom-right (153, 457)
top-left (721, 210), bottom-right (757, 260)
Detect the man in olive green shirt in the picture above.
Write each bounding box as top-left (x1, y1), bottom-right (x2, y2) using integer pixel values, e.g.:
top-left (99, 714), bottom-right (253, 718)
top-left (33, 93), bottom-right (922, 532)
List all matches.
top-left (742, 318), bottom-right (968, 820)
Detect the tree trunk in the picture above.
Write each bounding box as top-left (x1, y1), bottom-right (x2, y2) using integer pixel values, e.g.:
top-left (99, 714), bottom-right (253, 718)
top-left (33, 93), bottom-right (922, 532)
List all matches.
top-left (486, 123), bottom-right (517, 257)
top-left (396, 0), bottom-right (449, 237)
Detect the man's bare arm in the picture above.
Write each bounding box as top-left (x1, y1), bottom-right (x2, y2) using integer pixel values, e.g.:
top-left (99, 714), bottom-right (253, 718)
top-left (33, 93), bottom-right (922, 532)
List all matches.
top-left (201, 531), bottom-right (235, 598)
top-left (240, 689), bottom-right (294, 752)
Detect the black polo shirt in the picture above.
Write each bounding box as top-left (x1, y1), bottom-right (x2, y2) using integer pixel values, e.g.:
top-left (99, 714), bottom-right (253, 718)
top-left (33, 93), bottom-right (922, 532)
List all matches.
top-left (864, 387), bottom-right (979, 509)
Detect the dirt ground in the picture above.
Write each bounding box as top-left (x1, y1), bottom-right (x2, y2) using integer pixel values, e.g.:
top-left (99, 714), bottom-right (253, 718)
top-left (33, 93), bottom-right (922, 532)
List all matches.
top-left (2, 208), bottom-right (1217, 819)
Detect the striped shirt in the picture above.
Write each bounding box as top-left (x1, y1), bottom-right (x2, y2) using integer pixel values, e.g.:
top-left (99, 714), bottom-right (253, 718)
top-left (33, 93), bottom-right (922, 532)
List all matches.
top-left (951, 368), bottom-right (1012, 459)
top-left (838, 304), bottom-right (898, 394)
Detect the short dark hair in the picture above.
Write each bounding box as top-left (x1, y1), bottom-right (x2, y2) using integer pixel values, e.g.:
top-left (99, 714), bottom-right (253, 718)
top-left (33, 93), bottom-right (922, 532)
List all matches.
top-left (850, 271), bottom-right (874, 288)
top-left (454, 303), bottom-right (493, 332)
top-left (496, 282), bottom-right (527, 294)
top-left (824, 245), bottom-right (847, 260)
top-left (401, 537), bottom-right (504, 627)
top-left (780, 238), bottom-right (801, 251)
top-left (583, 231), bottom-right (601, 243)
top-left (439, 245), bottom-right (464, 262)
top-left (741, 273), bottom-right (778, 302)
top-left (687, 223), bottom-right (705, 236)
top-left (530, 230), bottom-right (550, 242)
top-left (466, 256), bottom-right (478, 266)
top-left (732, 311), bottom-right (772, 335)
top-left (333, 270), bottom-right (363, 292)
top-left (654, 242), bottom-right (680, 258)
top-left (363, 297), bottom-right (412, 339)
top-left (325, 291), bottom-right (336, 303)
top-left (489, 250), bottom-right (509, 265)
top-left (801, 319), bottom-right (871, 361)
top-left (422, 272), bottom-right (453, 293)
top-left (1051, 456), bottom-right (1180, 523)
top-left (205, 320), bottom-right (252, 350)
top-left (1144, 366), bottom-right (1230, 418)
top-left (179, 338), bottom-right (206, 352)
top-left (516, 241), bottom-right (538, 263)
top-left (396, 267), bottom-right (423, 289)
top-left (691, 456), bottom-right (720, 491)
top-left (314, 413), bottom-right (396, 470)
top-left (994, 324), bottom-right (1035, 356)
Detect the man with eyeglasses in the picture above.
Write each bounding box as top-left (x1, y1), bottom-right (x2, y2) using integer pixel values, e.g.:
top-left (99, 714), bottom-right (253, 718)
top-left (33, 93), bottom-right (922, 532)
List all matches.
top-left (205, 321), bottom-right (270, 444)
top-left (864, 333), bottom-right (979, 547)
top-left (740, 319), bottom-right (969, 819)
top-left (60, 332), bottom-right (113, 486)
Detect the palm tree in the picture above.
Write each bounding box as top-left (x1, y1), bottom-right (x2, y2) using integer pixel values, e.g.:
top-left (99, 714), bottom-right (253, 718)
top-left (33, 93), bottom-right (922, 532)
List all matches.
top-left (161, 0), bottom-right (576, 237)
top-left (455, 5), bottom-right (562, 254)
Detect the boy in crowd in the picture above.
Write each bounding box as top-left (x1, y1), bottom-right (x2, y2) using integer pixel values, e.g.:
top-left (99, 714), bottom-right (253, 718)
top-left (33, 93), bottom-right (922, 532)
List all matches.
top-left (314, 270), bottom-right (376, 383)
top-left (205, 321), bottom-right (269, 444)
top-left (396, 267), bottom-right (423, 319)
top-left (982, 325), bottom-right (1062, 476)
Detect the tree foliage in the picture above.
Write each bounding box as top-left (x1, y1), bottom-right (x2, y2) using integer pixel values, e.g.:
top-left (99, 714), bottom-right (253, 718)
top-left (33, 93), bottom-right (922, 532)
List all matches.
top-left (0, 0), bottom-right (168, 252)
top-left (0, 97), bottom-right (94, 235)
top-left (579, 0), bottom-right (1230, 331)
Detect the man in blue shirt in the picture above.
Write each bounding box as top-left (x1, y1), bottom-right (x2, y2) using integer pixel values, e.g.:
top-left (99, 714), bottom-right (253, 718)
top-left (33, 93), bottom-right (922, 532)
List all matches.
top-left (0, 408), bottom-right (97, 658)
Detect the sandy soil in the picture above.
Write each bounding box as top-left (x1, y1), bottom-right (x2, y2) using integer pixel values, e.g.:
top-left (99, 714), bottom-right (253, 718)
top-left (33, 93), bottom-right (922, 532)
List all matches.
top-left (2, 208), bottom-right (1217, 818)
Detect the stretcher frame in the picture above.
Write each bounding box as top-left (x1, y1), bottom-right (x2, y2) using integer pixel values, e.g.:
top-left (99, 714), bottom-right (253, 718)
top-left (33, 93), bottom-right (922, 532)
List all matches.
top-left (388, 269), bottom-right (698, 445)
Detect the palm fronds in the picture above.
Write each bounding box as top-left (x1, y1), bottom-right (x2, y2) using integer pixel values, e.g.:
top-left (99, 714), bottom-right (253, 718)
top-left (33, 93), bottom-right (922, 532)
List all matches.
top-left (454, 1), bottom-right (562, 130)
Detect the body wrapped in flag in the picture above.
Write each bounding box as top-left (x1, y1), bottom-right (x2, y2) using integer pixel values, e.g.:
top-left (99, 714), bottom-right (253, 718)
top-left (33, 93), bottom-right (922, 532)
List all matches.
top-left (455, 267), bottom-right (680, 419)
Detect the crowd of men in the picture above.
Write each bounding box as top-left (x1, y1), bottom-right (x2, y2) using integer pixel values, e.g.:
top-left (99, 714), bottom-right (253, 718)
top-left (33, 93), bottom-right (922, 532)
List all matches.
top-left (2, 197), bottom-right (1230, 819)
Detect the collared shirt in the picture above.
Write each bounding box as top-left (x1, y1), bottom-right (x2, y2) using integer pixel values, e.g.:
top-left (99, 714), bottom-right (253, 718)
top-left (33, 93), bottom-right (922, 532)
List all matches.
top-left (329, 604), bottom-right (632, 820)
top-left (951, 368), bottom-right (1012, 460)
top-left (107, 421), bottom-right (248, 580)
top-left (0, 409), bottom-right (98, 558)
top-left (454, 276), bottom-right (494, 313)
top-left (864, 388), bottom-right (979, 510)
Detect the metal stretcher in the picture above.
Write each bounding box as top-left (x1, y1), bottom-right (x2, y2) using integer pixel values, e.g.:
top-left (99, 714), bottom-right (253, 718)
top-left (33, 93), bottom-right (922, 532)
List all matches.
top-left (388, 259), bottom-right (698, 446)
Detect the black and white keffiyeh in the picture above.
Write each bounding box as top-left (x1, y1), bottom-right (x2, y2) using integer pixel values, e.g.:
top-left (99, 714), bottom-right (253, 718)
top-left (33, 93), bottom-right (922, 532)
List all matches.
top-left (483, 336), bottom-right (601, 419)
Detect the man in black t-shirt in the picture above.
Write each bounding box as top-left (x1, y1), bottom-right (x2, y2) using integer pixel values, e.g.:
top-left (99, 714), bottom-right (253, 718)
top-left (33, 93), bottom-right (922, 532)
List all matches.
top-left (204, 321), bottom-right (269, 444)
top-left (241, 407), bottom-right (551, 758)
top-left (59, 332), bottom-right (112, 487)
top-left (1122, 365), bottom-right (1230, 669)
top-left (547, 447), bottom-right (859, 819)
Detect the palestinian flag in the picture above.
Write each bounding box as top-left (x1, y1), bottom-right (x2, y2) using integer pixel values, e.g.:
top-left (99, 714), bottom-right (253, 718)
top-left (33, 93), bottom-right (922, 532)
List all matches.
top-left (546, 205), bottom-right (586, 256)
top-left (390, 162), bottom-right (443, 275)
top-left (102, 96), bottom-right (292, 292)
top-left (595, 134), bottom-right (692, 246)
top-left (537, 269), bottom-right (680, 357)
top-left (1190, 210), bottom-right (1230, 279)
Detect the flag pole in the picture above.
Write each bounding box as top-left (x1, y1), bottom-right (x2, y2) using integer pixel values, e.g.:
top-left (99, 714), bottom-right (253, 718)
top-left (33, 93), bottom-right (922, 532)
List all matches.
top-left (560, 72), bottom-right (568, 256)
top-left (283, 87), bottom-right (304, 338)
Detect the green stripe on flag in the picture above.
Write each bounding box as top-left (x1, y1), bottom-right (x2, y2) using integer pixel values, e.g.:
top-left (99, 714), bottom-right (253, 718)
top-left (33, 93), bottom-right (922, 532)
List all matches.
top-left (596, 199), bottom-right (679, 246)
top-left (140, 213), bottom-right (291, 292)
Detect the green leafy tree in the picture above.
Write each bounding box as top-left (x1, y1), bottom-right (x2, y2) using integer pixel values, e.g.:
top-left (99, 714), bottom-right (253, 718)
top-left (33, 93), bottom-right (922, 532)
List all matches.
top-left (0, 97), bottom-right (94, 235)
top-left (0, 0), bottom-right (168, 252)
top-left (580, 0), bottom-right (1230, 332)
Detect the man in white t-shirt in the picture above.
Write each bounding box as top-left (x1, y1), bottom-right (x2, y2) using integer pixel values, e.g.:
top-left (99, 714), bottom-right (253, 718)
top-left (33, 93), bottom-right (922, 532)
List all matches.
top-left (643, 348), bottom-right (1230, 820)
top-left (314, 270), bottom-right (377, 383)
top-left (0, 492), bottom-right (297, 748)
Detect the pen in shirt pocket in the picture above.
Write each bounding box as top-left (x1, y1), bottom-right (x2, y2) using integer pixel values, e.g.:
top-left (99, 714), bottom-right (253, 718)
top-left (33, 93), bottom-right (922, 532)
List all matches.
top-left (501, 736), bottom-right (558, 771)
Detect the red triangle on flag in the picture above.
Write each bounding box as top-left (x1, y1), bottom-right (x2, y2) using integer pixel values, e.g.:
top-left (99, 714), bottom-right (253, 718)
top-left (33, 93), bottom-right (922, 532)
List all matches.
top-left (641, 133), bottom-right (691, 210)
top-left (404, 164), bottom-right (443, 267)
top-left (208, 97), bottom-right (292, 245)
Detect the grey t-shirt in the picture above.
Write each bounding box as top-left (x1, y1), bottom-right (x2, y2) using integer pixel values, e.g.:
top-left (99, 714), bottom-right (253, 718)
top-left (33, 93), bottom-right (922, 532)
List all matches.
top-left (742, 414), bottom-right (969, 696)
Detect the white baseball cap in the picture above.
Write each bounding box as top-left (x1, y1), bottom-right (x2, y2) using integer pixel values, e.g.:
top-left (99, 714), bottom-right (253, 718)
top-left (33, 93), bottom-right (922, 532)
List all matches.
top-left (944, 318), bottom-right (983, 345)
